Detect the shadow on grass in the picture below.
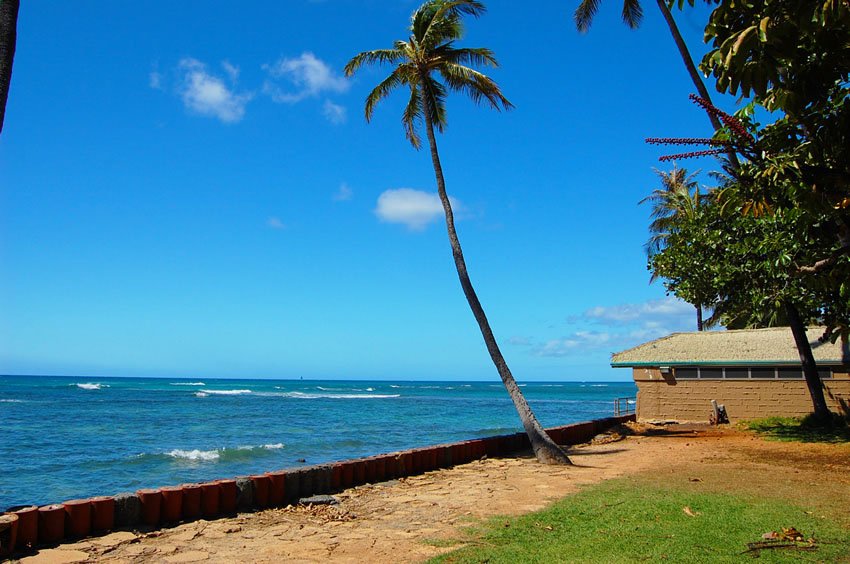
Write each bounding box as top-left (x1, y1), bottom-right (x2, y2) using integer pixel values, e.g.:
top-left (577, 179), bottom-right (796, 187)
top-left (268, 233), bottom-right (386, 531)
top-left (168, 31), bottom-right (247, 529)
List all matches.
top-left (744, 415), bottom-right (850, 444)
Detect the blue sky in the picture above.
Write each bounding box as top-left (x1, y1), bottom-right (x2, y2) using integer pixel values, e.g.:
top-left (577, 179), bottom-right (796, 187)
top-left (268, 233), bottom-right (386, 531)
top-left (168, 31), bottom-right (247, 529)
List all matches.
top-left (0, 1), bottom-right (730, 381)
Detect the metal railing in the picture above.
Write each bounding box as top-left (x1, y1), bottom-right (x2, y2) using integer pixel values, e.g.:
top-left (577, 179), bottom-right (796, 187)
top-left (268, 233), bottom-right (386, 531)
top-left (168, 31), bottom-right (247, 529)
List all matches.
top-left (614, 397), bottom-right (636, 416)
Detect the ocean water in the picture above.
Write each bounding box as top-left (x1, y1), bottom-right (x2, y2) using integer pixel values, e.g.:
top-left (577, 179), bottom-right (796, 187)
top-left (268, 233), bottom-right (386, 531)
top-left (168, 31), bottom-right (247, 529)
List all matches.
top-left (0, 375), bottom-right (636, 509)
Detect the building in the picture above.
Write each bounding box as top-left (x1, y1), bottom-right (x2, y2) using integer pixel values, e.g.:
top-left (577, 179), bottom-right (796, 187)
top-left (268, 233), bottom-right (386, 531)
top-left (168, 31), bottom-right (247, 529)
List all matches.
top-left (611, 327), bottom-right (850, 422)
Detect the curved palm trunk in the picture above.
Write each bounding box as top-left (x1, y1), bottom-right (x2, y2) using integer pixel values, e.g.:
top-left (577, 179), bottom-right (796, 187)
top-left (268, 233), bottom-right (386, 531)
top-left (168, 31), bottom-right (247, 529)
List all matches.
top-left (696, 304), bottom-right (703, 331)
top-left (655, 0), bottom-right (739, 166)
top-left (0, 0), bottom-right (19, 135)
top-left (784, 301), bottom-right (831, 422)
top-left (420, 99), bottom-right (571, 465)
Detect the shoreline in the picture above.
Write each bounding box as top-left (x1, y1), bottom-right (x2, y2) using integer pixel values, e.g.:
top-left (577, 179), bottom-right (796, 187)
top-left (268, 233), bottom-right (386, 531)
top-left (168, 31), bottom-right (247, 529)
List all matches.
top-left (1, 416), bottom-right (633, 559)
top-left (13, 422), bottom-right (849, 563)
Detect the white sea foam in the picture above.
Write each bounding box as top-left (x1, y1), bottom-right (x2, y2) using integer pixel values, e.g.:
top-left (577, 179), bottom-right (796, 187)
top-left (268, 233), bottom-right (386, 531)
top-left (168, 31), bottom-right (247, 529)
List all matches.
top-left (167, 449), bottom-right (220, 461)
top-left (280, 391), bottom-right (399, 400)
top-left (170, 382), bottom-right (206, 386)
top-left (74, 383), bottom-right (108, 390)
top-left (590, 384), bottom-right (608, 387)
top-left (263, 443), bottom-right (285, 450)
top-left (201, 389), bottom-right (252, 395)
top-left (389, 385), bottom-right (400, 388)
top-left (195, 392), bottom-right (208, 397)
top-left (0, 399), bottom-right (24, 403)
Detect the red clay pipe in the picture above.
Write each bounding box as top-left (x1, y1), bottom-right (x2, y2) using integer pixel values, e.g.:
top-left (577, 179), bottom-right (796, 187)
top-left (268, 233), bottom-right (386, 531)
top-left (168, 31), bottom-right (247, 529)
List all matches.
top-left (11, 506), bottom-right (37, 549)
top-left (216, 479), bottom-right (238, 514)
top-left (181, 484), bottom-right (202, 521)
top-left (200, 482), bottom-right (220, 518)
top-left (0, 513), bottom-right (19, 558)
top-left (160, 486), bottom-right (183, 524)
top-left (38, 504), bottom-right (65, 545)
top-left (251, 475), bottom-right (271, 509)
top-left (136, 489), bottom-right (162, 527)
top-left (265, 471), bottom-right (287, 507)
top-left (90, 496), bottom-right (114, 533)
top-left (63, 499), bottom-right (92, 539)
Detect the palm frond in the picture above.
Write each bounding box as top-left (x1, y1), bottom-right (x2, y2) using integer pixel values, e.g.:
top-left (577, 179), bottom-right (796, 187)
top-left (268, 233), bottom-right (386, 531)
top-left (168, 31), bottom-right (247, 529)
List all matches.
top-left (438, 63), bottom-right (513, 111)
top-left (416, 1), bottom-right (486, 46)
top-left (402, 86), bottom-right (423, 149)
top-left (621, 0), bottom-right (644, 29)
top-left (420, 75), bottom-right (448, 132)
top-left (574, 0), bottom-right (602, 32)
top-left (344, 48), bottom-right (407, 76)
top-left (365, 67), bottom-right (408, 122)
top-left (433, 45), bottom-right (499, 68)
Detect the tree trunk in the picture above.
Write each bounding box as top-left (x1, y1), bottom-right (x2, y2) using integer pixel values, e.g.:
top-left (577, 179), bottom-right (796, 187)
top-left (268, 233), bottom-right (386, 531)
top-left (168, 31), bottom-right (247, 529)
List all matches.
top-left (784, 301), bottom-right (831, 422)
top-left (655, 0), bottom-right (739, 166)
top-left (0, 0), bottom-right (20, 135)
top-left (419, 93), bottom-right (571, 465)
top-left (696, 304), bottom-right (703, 331)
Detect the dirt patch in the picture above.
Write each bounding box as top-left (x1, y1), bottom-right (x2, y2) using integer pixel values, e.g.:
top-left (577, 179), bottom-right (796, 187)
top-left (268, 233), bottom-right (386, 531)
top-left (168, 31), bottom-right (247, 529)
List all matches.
top-left (16, 425), bottom-right (850, 563)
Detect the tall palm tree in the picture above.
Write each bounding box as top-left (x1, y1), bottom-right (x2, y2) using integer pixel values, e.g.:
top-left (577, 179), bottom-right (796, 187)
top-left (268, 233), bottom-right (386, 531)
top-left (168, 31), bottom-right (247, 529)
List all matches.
top-left (574, 0), bottom-right (727, 136)
top-left (640, 166), bottom-right (709, 330)
top-left (346, 0), bottom-right (571, 464)
top-left (0, 0), bottom-right (20, 135)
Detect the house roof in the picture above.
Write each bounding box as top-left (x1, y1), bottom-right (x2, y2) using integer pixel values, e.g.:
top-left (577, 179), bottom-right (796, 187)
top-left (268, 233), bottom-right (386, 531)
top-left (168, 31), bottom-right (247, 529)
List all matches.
top-left (611, 327), bottom-right (849, 367)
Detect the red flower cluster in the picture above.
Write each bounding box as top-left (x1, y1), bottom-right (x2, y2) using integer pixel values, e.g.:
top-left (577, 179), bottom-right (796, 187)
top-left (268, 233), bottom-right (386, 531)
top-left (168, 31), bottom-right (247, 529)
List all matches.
top-left (658, 149), bottom-right (726, 162)
top-left (689, 94), bottom-right (754, 143)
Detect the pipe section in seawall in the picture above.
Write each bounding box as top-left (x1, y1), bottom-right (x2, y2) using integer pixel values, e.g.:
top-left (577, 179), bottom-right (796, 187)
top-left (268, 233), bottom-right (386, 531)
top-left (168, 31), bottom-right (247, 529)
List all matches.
top-left (10, 505), bottom-right (37, 550)
top-left (90, 496), bottom-right (115, 533)
top-left (136, 489), bottom-right (162, 527)
top-left (37, 504), bottom-right (65, 545)
top-left (63, 499), bottom-right (92, 539)
top-left (160, 486), bottom-right (183, 524)
top-left (180, 484), bottom-right (202, 522)
top-left (200, 482), bottom-right (220, 518)
top-left (0, 513), bottom-right (19, 558)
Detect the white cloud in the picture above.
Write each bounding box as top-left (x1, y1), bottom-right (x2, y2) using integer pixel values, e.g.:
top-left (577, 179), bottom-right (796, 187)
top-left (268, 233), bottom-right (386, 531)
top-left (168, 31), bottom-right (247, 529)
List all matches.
top-left (375, 188), bottom-right (459, 231)
top-left (177, 58), bottom-right (252, 123)
top-left (513, 297), bottom-right (703, 359)
top-left (333, 183), bottom-right (353, 202)
top-left (221, 60), bottom-right (240, 82)
top-left (263, 52), bottom-right (349, 103)
top-left (267, 217), bottom-right (286, 230)
top-left (149, 71), bottom-right (162, 90)
top-left (581, 297), bottom-right (696, 327)
top-left (322, 100), bottom-right (347, 124)
top-left (533, 332), bottom-right (612, 357)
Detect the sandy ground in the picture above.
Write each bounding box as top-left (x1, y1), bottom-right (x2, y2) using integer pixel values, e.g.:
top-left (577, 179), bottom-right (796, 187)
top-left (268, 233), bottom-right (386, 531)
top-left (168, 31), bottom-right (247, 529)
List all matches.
top-left (14, 424), bottom-right (850, 563)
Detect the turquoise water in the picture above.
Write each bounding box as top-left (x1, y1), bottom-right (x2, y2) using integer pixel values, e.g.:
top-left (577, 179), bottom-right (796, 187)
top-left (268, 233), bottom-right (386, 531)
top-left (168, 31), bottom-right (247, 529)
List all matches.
top-left (0, 375), bottom-right (635, 509)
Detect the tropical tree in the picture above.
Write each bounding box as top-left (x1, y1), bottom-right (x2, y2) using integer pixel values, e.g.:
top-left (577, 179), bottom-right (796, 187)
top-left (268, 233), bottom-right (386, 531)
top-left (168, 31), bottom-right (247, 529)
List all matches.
top-left (574, 0), bottom-right (727, 136)
top-left (640, 166), bottom-right (710, 329)
top-left (345, 0), bottom-right (571, 464)
top-left (648, 97), bottom-right (837, 422)
top-left (0, 0), bottom-right (20, 134)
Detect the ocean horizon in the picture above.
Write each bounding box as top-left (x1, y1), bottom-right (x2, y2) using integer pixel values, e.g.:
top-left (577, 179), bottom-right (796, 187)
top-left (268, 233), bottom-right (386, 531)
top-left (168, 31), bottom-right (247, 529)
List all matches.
top-left (1, 375), bottom-right (636, 510)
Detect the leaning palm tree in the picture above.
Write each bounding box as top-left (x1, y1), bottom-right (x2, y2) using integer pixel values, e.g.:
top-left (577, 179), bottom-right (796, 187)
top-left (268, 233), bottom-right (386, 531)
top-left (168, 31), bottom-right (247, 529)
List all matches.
top-left (574, 0), bottom-right (727, 136)
top-left (0, 0), bottom-right (20, 134)
top-left (640, 166), bottom-right (710, 330)
top-left (346, 0), bottom-right (571, 464)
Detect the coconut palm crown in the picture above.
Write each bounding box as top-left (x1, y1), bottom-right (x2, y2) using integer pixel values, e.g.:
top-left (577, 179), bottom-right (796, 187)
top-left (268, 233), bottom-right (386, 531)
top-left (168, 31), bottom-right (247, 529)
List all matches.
top-left (346, 0), bottom-right (572, 465)
top-left (344, 0), bottom-right (512, 148)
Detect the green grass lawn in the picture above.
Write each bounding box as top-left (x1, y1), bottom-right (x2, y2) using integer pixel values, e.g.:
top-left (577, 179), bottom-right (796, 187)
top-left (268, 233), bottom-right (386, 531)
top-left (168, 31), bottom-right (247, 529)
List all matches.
top-left (430, 479), bottom-right (850, 563)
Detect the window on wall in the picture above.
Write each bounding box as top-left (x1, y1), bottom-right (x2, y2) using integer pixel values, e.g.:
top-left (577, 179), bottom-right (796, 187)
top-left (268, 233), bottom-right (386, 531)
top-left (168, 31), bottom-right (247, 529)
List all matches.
top-left (670, 366), bottom-right (835, 379)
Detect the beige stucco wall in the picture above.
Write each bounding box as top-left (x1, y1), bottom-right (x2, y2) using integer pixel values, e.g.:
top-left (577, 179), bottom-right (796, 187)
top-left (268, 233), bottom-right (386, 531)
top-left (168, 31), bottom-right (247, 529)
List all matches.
top-left (633, 367), bottom-right (850, 422)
